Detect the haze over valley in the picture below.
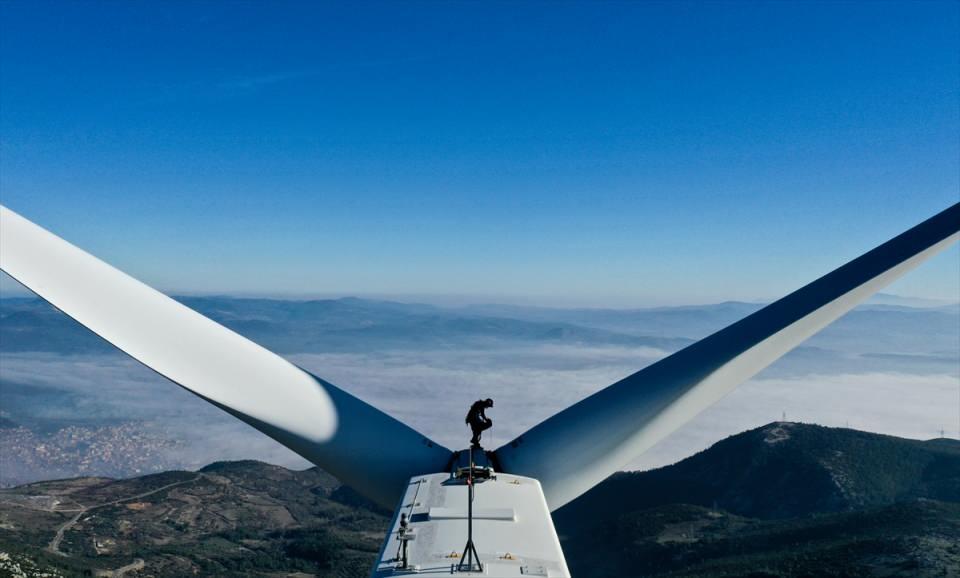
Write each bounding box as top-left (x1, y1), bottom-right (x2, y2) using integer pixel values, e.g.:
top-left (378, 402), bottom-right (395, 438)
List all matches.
top-left (1, 293), bottom-right (957, 487)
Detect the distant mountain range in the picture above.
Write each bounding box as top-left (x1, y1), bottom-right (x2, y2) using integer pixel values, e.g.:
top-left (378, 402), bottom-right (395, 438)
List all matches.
top-left (1, 423), bottom-right (957, 577)
top-left (2, 295), bottom-right (957, 356)
top-left (0, 296), bottom-right (698, 355)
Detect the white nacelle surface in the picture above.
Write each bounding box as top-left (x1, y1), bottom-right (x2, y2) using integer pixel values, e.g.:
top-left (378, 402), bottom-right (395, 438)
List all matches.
top-left (373, 472), bottom-right (570, 577)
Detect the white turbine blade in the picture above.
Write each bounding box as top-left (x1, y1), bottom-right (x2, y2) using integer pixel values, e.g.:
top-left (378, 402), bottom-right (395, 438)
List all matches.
top-left (495, 204), bottom-right (960, 510)
top-left (0, 206), bottom-right (451, 508)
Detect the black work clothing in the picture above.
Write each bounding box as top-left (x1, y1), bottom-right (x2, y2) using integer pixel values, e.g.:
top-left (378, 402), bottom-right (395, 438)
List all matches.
top-left (466, 400), bottom-right (493, 447)
top-left (469, 419), bottom-right (492, 446)
top-left (465, 400), bottom-right (489, 424)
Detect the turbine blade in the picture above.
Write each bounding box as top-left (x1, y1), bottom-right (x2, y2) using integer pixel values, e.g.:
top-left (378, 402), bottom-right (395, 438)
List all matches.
top-left (494, 204), bottom-right (960, 510)
top-left (0, 206), bottom-right (451, 508)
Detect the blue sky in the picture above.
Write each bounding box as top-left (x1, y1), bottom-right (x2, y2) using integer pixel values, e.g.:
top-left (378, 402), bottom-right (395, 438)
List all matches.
top-left (1, 1), bottom-right (957, 306)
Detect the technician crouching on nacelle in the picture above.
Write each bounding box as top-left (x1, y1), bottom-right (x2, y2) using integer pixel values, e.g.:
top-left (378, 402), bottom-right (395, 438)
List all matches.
top-left (466, 398), bottom-right (493, 448)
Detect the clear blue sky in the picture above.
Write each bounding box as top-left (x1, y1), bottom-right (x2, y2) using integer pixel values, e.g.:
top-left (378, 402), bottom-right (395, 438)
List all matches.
top-left (1, 1), bottom-right (957, 306)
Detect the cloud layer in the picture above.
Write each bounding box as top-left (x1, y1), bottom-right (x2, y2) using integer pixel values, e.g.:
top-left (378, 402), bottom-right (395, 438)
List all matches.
top-left (3, 345), bottom-right (957, 478)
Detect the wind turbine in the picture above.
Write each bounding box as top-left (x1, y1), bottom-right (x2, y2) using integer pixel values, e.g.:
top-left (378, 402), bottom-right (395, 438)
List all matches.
top-left (1, 203), bottom-right (957, 577)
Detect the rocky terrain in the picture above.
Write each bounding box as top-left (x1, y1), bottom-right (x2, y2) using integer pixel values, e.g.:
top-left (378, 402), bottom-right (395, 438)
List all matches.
top-left (0, 423), bottom-right (957, 577)
top-left (0, 461), bottom-right (386, 577)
